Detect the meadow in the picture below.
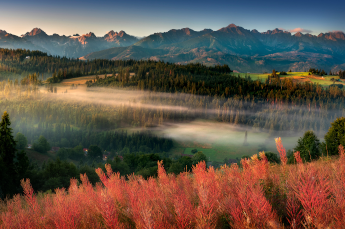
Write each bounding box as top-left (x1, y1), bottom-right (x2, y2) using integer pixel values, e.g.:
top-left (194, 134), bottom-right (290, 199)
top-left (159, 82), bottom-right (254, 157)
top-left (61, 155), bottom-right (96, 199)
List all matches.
top-left (238, 72), bottom-right (345, 87)
top-left (151, 121), bottom-right (305, 162)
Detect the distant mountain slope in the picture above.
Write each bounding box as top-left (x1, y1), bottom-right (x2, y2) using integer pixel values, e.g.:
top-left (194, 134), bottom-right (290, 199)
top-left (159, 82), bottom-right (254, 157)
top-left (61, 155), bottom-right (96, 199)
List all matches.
top-left (0, 28), bottom-right (139, 58)
top-left (0, 29), bottom-right (47, 52)
top-left (134, 28), bottom-right (213, 49)
top-left (2, 25), bottom-right (345, 72)
top-left (81, 46), bottom-right (169, 60)
top-left (81, 24), bottom-right (345, 72)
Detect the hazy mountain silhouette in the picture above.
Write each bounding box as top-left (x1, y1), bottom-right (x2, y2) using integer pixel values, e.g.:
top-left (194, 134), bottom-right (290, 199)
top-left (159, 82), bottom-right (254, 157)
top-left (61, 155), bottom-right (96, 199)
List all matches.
top-left (1, 25), bottom-right (345, 72)
top-left (81, 24), bottom-right (345, 72)
top-left (0, 28), bottom-right (139, 57)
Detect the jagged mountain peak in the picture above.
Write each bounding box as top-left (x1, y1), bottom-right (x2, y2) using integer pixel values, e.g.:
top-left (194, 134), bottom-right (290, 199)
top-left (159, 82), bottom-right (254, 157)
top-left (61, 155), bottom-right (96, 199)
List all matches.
top-left (218, 24), bottom-right (248, 33)
top-left (24, 28), bottom-right (47, 37)
top-left (226, 23), bottom-right (239, 28)
top-left (294, 32), bottom-right (303, 37)
top-left (104, 30), bottom-right (128, 37)
top-left (103, 31), bottom-right (135, 43)
top-left (319, 31), bottom-right (345, 41)
top-left (181, 28), bottom-right (193, 35)
top-left (83, 32), bottom-right (96, 38)
top-left (118, 30), bottom-right (127, 37)
top-left (262, 28), bottom-right (290, 35)
top-left (105, 30), bottom-right (117, 36)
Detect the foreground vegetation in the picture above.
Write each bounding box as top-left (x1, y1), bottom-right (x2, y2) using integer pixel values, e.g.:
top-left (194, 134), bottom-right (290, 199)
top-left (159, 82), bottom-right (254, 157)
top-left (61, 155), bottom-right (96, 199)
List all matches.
top-left (1, 139), bottom-right (345, 228)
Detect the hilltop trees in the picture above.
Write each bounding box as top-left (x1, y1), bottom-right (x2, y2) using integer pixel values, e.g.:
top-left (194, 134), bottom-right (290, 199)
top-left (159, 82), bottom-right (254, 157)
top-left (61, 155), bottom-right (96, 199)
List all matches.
top-left (309, 68), bottom-right (327, 76)
top-left (339, 70), bottom-right (345, 79)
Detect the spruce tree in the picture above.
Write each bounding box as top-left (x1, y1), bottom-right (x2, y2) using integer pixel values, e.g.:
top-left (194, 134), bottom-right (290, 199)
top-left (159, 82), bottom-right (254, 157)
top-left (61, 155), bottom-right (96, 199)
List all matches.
top-left (0, 111), bottom-right (17, 198)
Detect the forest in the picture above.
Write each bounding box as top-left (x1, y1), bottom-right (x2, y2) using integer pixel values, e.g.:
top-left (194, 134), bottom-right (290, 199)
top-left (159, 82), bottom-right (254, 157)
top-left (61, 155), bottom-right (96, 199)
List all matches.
top-left (0, 48), bottom-right (230, 82)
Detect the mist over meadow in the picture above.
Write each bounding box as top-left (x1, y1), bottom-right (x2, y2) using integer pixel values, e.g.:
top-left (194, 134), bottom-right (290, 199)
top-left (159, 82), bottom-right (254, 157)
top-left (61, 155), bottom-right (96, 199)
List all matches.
top-left (16, 84), bottom-right (336, 155)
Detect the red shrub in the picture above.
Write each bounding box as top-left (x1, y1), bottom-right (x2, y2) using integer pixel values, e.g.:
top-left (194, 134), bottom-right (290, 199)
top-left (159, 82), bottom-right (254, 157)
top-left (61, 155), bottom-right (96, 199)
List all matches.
top-left (2, 140), bottom-right (345, 228)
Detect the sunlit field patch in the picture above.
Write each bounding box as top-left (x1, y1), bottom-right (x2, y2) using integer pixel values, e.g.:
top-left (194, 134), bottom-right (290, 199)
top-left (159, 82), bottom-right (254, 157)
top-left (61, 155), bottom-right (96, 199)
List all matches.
top-left (237, 72), bottom-right (344, 87)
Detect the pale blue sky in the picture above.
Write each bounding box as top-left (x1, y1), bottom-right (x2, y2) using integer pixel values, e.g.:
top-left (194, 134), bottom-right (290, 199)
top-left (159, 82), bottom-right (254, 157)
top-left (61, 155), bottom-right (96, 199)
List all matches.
top-left (1, 0), bottom-right (344, 37)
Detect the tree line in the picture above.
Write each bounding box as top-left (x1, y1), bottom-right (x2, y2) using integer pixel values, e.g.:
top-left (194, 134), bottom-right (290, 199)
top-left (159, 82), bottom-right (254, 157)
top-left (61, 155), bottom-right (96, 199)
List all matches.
top-left (0, 48), bottom-right (230, 82)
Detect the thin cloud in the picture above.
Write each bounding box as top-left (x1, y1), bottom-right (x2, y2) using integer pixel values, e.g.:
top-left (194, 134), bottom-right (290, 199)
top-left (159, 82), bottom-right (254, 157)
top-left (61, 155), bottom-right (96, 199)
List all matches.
top-left (289, 28), bottom-right (312, 33)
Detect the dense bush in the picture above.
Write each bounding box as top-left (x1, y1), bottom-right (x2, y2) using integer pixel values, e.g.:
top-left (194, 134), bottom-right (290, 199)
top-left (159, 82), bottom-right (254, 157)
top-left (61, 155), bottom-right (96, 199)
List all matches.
top-left (14, 132), bottom-right (27, 150)
top-left (294, 130), bottom-right (321, 162)
top-left (32, 135), bottom-right (50, 154)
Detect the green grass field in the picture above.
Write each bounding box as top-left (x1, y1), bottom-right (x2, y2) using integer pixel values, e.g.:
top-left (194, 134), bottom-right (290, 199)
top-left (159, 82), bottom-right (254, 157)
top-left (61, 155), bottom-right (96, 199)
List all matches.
top-left (172, 130), bottom-right (303, 162)
top-left (236, 72), bottom-right (344, 87)
top-left (181, 134), bottom-right (308, 162)
top-left (151, 120), bottom-right (308, 163)
top-left (183, 148), bottom-right (217, 161)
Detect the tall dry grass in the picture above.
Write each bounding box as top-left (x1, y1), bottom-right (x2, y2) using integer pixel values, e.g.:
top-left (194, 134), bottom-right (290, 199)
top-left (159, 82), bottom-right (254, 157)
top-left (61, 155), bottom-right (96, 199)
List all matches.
top-left (1, 140), bottom-right (345, 228)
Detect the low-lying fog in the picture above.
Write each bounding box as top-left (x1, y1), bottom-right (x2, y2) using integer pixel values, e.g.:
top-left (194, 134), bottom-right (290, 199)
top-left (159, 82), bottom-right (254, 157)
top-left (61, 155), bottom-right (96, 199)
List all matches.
top-left (147, 121), bottom-right (311, 161)
top-left (36, 84), bottom-right (328, 161)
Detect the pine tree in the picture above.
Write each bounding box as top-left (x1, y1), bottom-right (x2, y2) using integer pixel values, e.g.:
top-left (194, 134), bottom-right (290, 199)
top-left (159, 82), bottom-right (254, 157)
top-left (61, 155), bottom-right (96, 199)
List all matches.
top-left (0, 112), bottom-right (17, 198)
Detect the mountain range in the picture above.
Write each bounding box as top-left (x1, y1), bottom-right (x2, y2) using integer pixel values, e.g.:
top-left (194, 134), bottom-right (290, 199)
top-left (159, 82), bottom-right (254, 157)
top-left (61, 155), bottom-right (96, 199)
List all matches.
top-left (0, 28), bottom-right (139, 58)
top-left (1, 24), bottom-right (345, 72)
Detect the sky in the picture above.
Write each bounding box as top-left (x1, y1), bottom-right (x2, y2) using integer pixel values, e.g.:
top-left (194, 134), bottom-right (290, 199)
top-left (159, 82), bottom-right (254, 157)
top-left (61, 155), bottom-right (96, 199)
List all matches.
top-left (0, 0), bottom-right (344, 37)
